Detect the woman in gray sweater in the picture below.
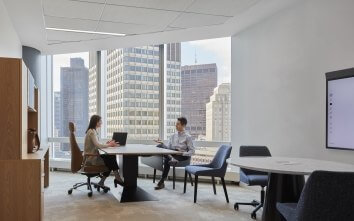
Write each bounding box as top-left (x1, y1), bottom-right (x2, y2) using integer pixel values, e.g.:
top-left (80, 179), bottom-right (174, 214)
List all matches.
top-left (84, 115), bottom-right (124, 187)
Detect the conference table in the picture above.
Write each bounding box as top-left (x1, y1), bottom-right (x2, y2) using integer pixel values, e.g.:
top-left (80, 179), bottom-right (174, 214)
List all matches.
top-left (99, 144), bottom-right (181, 203)
top-left (230, 157), bottom-right (354, 221)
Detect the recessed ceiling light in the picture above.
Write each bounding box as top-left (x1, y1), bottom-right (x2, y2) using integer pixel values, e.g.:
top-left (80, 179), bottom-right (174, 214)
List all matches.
top-left (46, 27), bottom-right (126, 37)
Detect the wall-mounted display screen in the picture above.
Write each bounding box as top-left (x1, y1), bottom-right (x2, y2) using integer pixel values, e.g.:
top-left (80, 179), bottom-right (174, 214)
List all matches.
top-left (326, 68), bottom-right (354, 150)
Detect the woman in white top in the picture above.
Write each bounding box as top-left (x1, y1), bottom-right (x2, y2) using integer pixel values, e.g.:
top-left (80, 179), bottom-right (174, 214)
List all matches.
top-left (84, 115), bottom-right (124, 187)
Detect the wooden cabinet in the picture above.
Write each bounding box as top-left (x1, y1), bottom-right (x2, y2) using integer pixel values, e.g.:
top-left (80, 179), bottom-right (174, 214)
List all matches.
top-left (0, 57), bottom-right (49, 221)
top-left (0, 58), bottom-right (23, 159)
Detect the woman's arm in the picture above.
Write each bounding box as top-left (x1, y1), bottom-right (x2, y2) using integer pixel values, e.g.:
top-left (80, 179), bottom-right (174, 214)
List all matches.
top-left (89, 131), bottom-right (109, 149)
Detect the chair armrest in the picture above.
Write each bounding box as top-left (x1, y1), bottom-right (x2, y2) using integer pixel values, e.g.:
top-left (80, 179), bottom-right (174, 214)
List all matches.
top-left (189, 163), bottom-right (212, 168)
top-left (83, 153), bottom-right (100, 156)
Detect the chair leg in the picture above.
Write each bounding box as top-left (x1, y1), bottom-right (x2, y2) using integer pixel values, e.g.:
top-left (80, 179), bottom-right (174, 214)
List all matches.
top-left (183, 171), bottom-right (187, 193)
top-left (251, 187), bottom-right (265, 217)
top-left (153, 169), bottom-right (156, 183)
top-left (189, 173), bottom-right (194, 186)
top-left (87, 177), bottom-right (93, 196)
top-left (221, 177), bottom-right (229, 203)
top-left (260, 186), bottom-right (265, 204)
top-left (235, 186), bottom-right (265, 219)
top-left (194, 175), bottom-right (198, 203)
top-left (73, 182), bottom-right (87, 189)
top-left (87, 177), bottom-right (90, 190)
top-left (173, 166), bottom-right (176, 190)
top-left (212, 176), bottom-right (216, 195)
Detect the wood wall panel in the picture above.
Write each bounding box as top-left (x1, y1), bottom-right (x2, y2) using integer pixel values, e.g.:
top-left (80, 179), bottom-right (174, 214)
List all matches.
top-left (0, 58), bottom-right (21, 160)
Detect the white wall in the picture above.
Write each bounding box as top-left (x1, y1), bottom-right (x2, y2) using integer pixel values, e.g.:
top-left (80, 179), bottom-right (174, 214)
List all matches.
top-left (231, 0), bottom-right (354, 164)
top-left (0, 0), bottom-right (21, 58)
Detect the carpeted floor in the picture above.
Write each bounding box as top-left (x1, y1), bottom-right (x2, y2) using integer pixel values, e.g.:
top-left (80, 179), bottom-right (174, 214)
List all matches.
top-left (44, 172), bottom-right (262, 221)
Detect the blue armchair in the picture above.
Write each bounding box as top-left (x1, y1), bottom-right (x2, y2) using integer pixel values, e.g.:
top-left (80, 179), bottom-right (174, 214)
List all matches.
top-left (184, 145), bottom-right (232, 203)
top-left (234, 145), bottom-right (271, 220)
top-left (277, 170), bottom-right (354, 221)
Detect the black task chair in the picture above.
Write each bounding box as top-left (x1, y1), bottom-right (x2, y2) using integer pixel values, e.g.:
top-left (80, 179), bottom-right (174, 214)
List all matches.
top-left (277, 171), bottom-right (354, 221)
top-left (234, 146), bottom-right (271, 220)
top-left (141, 155), bottom-right (194, 189)
top-left (67, 122), bottom-right (110, 197)
top-left (184, 145), bottom-right (232, 203)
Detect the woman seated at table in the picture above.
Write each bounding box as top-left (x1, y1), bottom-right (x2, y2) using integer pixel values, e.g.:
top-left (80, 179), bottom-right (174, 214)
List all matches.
top-left (84, 115), bottom-right (124, 187)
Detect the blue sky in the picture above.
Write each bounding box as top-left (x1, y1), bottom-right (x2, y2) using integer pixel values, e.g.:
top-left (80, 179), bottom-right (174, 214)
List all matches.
top-left (181, 37), bottom-right (231, 85)
top-left (53, 37), bottom-right (231, 91)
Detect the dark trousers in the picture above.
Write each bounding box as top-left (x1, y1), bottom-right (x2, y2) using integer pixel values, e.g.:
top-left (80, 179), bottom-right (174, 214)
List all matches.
top-left (161, 155), bottom-right (190, 180)
top-left (100, 154), bottom-right (119, 177)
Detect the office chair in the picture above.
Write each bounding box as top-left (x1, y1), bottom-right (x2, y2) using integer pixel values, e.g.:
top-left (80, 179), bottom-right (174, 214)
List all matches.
top-left (277, 170), bottom-right (354, 221)
top-left (67, 122), bottom-right (110, 197)
top-left (184, 145), bottom-right (232, 203)
top-left (234, 145), bottom-right (271, 220)
top-left (141, 155), bottom-right (194, 189)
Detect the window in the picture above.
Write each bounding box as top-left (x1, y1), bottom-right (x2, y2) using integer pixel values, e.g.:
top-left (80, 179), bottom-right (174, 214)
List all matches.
top-left (164, 38), bottom-right (231, 142)
top-left (164, 38), bottom-right (231, 164)
top-left (50, 38), bottom-right (231, 165)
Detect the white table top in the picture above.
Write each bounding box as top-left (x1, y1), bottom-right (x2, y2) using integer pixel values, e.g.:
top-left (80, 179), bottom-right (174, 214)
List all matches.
top-left (229, 157), bottom-right (354, 175)
top-left (99, 144), bottom-right (182, 156)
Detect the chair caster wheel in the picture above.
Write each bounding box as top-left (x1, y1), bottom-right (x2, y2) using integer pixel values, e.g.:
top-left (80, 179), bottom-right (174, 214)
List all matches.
top-left (234, 203), bottom-right (239, 210)
top-left (88, 192), bottom-right (93, 197)
top-left (68, 189), bottom-right (72, 195)
top-left (251, 213), bottom-right (256, 220)
top-left (103, 188), bottom-right (109, 193)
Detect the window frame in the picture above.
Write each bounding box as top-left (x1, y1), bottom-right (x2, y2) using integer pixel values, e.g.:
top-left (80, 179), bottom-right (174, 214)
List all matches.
top-left (47, 44), bottom-right (231, 161)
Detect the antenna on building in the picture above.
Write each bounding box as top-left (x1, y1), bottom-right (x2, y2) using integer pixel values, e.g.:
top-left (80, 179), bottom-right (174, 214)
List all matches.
top-left (194, 48), bottom-right (197, 64)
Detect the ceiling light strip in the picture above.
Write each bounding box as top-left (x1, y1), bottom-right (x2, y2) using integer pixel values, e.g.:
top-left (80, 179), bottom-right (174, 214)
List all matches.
top-left (46, 27), bottom-right (126, 36)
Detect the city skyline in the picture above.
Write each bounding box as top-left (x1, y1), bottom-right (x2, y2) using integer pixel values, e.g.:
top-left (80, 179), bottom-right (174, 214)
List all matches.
top-left (52, 37), bottom-right (230, 92)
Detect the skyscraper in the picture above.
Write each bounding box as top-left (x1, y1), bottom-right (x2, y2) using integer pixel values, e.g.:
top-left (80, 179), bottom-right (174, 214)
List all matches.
top-left (206, 83), bottom-right (231, 141)
top-left (53, 91), bottom-right (61, 137)
top-left (105, 46), bottom-right (161, 140)
top-left (88, 52), bottom-right (98, 117)
top-left (165, 43), bottom-right (181, 139)
top-left (101, 44), bottom-right (181, 140)
top-left (60, 58), bottom-right (89, 150)
top-left (181, 63), bottom-right (217, 140)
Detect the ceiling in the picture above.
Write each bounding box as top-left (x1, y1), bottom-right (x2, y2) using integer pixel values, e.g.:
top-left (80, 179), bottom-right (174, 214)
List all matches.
top-left (3, 0), bottom-right (300, 54)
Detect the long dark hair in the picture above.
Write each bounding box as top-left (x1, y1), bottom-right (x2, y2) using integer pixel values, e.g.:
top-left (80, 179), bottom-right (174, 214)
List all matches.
top-left (86, 115), bottom-right (102, 133)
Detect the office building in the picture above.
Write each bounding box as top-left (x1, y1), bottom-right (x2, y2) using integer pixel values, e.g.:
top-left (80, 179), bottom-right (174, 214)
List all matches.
top-left (60, 58), bottom-right (89, 150)
top-left (105, 46), bottom-right (160, 140)
top-left (206, 83), bottom-right (231, 141)
top-left (181, 63), bottom-right (217, 139)
top-left (53, 91), bottom-right (61, 137)
top-left (165, 43), bottom-right (182, 139)
top-left (103, 44), bottom-right (181, 140)
top-left (88, 51), bottom-right (98, 117)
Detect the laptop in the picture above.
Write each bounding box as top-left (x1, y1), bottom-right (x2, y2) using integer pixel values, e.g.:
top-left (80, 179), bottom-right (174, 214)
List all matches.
top-left (112, 132), bottom-right (128, 146)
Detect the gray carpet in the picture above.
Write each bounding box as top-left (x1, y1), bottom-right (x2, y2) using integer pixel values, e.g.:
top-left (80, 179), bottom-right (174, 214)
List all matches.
top-left (45, 172), bottom-right (262, 221)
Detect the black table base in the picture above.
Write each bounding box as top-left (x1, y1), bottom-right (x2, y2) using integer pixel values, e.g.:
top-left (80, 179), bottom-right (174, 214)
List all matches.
top-left (262, 173), bottom-right (305, 221)
top-left (119, 155), bottom-right (158, 203)
top-left (121, 186), bottom-right (158, 202)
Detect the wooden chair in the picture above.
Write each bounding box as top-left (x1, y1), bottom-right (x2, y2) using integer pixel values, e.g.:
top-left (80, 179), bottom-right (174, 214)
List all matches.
top-left (67, 122), bottom-right (110, 197)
